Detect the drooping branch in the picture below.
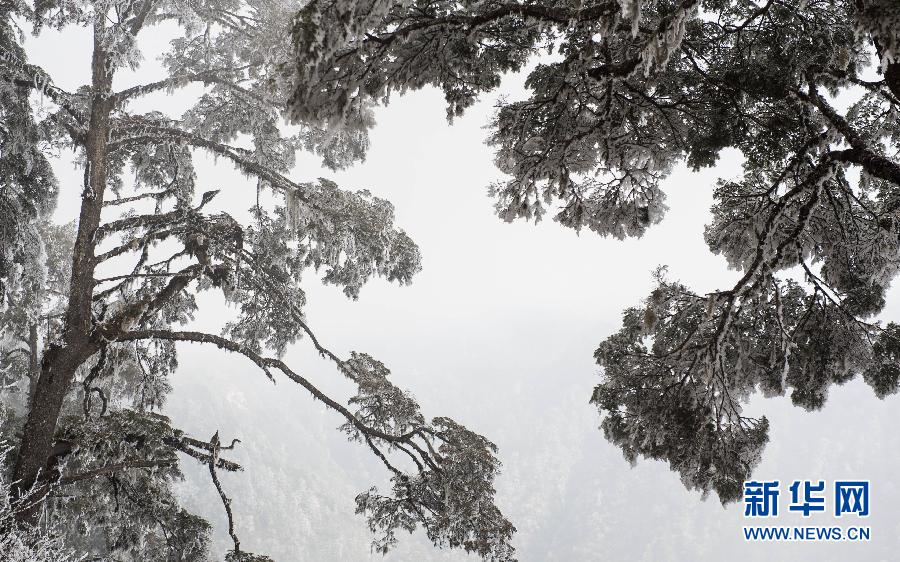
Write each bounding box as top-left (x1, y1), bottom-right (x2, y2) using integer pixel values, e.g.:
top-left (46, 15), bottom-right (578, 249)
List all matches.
top-left (57, 458), bottom-right (175, 486)
top-left (796, 86), bottom-right (900, 188)
top-left (1, 63), bottom-right (85, 129)
top-left (95, 190), bottom-right (219, 241)
top-left (102, 325), bottom-right (509, 555)
top-left (99, 264), bottom-right (204, 333)
top-left (107, 328), bottom-right (448, 476)
top-left (111, 67), bottom-right (249, 106)
top-left (109, 121), bottom-right (311, 200)
top-left (110, 329), bottom-right (394, 441)
top-left (94, 227), bottom-right (186, 263)
top-left (830, 148), bottom-right (900, 191)
top-left (363, 1), bottom-right (620, 40)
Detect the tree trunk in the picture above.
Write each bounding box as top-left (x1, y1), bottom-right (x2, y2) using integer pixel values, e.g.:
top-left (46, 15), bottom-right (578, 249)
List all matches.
top-left (13, 27), bottom-right (112, 522)
top-left (886, 61), bottom-right (900, 105)
top-left (27, 322), bottom-right (39, 398)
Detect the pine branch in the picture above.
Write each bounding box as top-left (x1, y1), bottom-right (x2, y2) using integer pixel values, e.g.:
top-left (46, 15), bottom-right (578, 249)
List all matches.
top-left (109, 329), bottom-right (437, 464)
top-left (111, 67), bottom-right (248, 105)
top-left (94, 227), bottom-right (186, 263)
top-left (95, 190), bottom-right (219, 240)
top-left (108, 119), bottom-right (310, 201)
top-left (57, 458), bottom-right (175, 486)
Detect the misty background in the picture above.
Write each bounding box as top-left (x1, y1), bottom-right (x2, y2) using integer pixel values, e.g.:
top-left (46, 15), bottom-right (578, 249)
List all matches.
top-left (23, 21), bottom-right (900, 562)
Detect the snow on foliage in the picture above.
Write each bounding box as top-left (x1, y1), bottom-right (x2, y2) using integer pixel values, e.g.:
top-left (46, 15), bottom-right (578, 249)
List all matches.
top-left (0, 446), bottom-right (81, 562)
top-left (342, 354), bottom-right (516, 560)
top-left (291, 0), bottom-right (900, 502)
top-left (0, 0), bottom-right (510, 559)
top-left (0, 13), bottom-right (56, 301)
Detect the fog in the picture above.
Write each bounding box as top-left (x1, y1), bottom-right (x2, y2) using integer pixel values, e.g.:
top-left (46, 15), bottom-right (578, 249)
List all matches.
top-left (25, 22), bottom-right (900, 562)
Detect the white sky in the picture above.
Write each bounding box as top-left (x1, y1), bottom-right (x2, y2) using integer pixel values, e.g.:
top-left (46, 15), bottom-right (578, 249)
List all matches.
top-left (22, 19), bottom-right (900, 562)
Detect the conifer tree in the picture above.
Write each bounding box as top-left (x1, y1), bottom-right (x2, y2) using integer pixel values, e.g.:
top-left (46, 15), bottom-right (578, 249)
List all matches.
top-left (0, 0), bottom-right (515, 559)
top-left (290, 0), bottom-right (900, 502)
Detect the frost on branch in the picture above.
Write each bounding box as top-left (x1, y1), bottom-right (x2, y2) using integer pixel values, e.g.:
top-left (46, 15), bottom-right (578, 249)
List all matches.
top-left (0, 454), bottom-right (80, 561)
top-left (0, 16), bottom-right (56, 298)
top-left (353, 420), bottom-right (516, 561)
top-left (292, 0), bottom-right (900, 503)
top-left (1, 0), bottom-right (487, 557)
top-left (339, 354), bottom-right (515, 561)
top-left (290, 0), bottom-right (407, 128)
top-left (595, 265), bottom-right (899, 503)
top-left (289, 0), bottom-right (703, 237)
top-left (287, 0), bottom-right (900, 241)
top-left (596, 116), bottom-right (900, 501)
top-left (854, 0), bottom-right (900, 70)
top-left (863, 324), bottom-right (900, 398)
top-left (226, 552), bottom-right (276, 562)
top-left (220, 183), bottom-right (421, 354)
top-left (288, 179), bottom-right (422, 298)
top-left (340, 352), bottom-right (424, 438)
top-left (48, 410), bottom-right (212, 561)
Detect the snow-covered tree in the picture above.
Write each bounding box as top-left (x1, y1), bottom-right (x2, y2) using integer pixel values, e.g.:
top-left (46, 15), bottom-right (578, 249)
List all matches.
top-left (0, 0), bottom-right (515, 559)
top-left (0, 446), bottom-right (82, 562)
top-left (0, 7), bottom-right (56, 300)
top-left (290, 0), bottom-right (900, 502)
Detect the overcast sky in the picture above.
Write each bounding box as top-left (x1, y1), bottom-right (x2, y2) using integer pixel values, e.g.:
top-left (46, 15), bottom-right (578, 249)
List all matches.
top-left (24, 21), bottom-right (900, 562)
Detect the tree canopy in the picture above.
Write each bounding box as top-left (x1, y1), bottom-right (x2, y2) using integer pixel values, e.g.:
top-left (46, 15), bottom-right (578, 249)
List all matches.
top-left (290, 0), bottom-right (900, 502)
top-left (0, 0), bottom-right (514, 559)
